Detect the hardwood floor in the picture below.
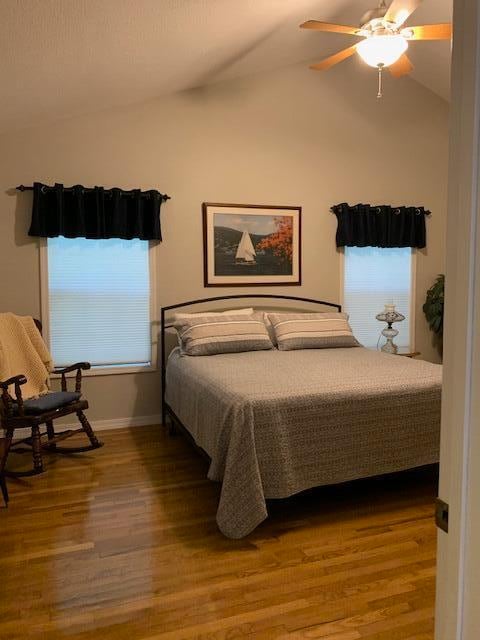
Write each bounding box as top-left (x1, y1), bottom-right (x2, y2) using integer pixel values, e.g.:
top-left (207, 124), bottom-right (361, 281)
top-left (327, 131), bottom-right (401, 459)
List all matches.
top-left (0, 425), bottom-right (438, 640)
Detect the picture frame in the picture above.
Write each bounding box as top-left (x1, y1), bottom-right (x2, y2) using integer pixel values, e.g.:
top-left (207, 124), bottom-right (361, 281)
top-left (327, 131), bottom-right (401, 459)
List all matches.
top-left (202, 202), bottom-right (302, 287)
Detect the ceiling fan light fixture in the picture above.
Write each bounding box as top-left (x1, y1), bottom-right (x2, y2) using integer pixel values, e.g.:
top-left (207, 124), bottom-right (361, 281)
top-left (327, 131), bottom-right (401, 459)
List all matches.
top-left (357, 34), bottom-right (408, 68)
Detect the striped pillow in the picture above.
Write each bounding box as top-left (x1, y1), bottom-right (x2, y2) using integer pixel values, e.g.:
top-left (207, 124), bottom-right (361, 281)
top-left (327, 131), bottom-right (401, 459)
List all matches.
top-left (174, 313), bottom-right (273, 356)
top-left (173, 308), bottom-right (253, 320)
top-left (267, 312), bottom-right (360, 351)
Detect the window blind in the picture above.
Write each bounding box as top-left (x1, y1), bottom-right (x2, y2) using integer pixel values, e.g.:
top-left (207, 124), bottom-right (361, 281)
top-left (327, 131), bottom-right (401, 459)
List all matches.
top-left (47, 237), bottom-right (151, 367)
top-left (343, 246), bottom-right (412, 349)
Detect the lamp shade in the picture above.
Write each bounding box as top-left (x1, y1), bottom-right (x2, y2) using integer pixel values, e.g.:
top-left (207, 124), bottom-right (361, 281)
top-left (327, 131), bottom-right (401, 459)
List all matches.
top-left (357, 35), bottom-right (408, 68)
top-left (376, 303), bottom-right (405, 324)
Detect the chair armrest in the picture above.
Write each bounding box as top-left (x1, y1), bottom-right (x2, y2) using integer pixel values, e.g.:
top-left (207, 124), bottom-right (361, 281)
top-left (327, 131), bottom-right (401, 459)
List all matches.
top-left (52, 362), bottom-right (91, 375)
top-left (52, 363), bottom-right (90, 393)
top-left (0, 375), bottom-right (27, 390)
top-left (0, 375), bottom-right (27, 417)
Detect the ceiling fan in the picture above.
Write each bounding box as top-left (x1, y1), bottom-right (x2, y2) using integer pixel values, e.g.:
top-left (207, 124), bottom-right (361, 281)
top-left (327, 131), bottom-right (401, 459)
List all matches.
top-left (300, 0), bottom-right (452, 98)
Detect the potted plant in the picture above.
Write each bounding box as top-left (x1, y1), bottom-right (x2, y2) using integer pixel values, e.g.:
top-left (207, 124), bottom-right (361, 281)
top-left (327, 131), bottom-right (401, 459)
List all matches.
top-left (423, 274), bottom-right (445, 355)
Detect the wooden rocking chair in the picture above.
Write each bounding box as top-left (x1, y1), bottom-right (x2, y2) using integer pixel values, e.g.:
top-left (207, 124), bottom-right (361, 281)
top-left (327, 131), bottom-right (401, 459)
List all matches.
top-left (0, 436), bottom-right (11, 505)
top-left (0, 320), bottom-right (103, 477)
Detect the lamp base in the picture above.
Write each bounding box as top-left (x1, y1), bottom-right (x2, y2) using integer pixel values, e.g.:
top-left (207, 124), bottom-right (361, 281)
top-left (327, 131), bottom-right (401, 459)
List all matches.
top-left (381, 338), bottom-right (398, 354)
top-left (381, 325), bottom-right (399, 354)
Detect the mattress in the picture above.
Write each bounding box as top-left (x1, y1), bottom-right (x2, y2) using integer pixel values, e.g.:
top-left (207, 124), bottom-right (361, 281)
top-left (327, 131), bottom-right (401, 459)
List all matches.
top-left (165, 346), bottom-right (442, 538)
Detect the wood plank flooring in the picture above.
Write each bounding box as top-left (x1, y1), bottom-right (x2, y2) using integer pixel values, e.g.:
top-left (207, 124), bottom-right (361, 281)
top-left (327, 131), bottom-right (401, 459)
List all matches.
top-left (0, 425), bottom-right (438, 640)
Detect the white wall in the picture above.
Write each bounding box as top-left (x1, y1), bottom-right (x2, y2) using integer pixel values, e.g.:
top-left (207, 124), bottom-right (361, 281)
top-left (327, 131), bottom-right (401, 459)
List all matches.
top-left (0, 61), bottom-right (448, 423)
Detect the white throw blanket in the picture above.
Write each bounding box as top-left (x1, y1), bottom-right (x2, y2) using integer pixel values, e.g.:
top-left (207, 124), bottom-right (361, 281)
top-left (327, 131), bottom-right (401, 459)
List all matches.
top-left (0, 313), bottom-right (53, 400)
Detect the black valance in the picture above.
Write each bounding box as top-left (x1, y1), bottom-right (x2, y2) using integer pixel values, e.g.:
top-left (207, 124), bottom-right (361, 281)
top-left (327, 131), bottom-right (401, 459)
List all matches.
top-left (27, 182), bottom-right (167, 240)
top-left (331, 202), bottom-right (430, 249)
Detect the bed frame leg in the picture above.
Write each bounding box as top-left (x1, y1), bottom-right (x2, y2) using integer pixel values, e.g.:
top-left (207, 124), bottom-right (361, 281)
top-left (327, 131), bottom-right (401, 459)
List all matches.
top-left (168, 417), bottom-right (177, 437)
top-left (162, 406), bottom-right (177, 436)
top-left (162, 406), bottom-right (166, 428)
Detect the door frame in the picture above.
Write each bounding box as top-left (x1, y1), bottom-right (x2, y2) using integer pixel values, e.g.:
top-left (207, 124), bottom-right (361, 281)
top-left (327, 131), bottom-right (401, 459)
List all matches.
top-left (435, 1), bottom-right (480, 638)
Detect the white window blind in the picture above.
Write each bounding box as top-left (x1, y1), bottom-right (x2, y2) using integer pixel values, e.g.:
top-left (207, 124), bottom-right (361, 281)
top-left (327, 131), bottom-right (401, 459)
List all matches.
top-left (343, 246), bottom-right (412, 349)
top-left (47, 237), bottom-right (151, 368)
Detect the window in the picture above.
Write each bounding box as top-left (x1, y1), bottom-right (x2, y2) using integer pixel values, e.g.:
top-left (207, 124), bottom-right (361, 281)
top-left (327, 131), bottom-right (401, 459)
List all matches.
top-left (343, 246), bottom-right (413, 349)
top-left (44, 237), bottom-right (153, 371)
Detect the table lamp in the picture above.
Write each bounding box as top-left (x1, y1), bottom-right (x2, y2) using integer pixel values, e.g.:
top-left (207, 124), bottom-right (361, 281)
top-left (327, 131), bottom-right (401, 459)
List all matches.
top-left (375, 303), bottom-right (405, 354)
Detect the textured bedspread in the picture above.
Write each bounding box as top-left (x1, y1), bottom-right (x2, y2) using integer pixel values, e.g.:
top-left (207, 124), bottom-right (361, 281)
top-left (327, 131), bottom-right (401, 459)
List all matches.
top-left (166, 347), bottom-right (442, 538)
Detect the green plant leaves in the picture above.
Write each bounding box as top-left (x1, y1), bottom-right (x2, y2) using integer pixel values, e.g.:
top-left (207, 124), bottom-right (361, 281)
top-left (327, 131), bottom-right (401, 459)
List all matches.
top-left (423, 274), bottom-right (445, 336)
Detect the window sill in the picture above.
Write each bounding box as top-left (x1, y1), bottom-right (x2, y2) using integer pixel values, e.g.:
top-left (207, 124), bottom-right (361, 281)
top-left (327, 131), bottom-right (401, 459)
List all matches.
top-left (51, 365), bottom-right (157, 378)
top-left (365, 346), bottom-right (416, 355)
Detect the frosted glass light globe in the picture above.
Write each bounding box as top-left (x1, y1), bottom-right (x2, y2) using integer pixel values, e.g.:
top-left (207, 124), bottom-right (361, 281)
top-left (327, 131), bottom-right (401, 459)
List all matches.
top-left (357, 35), bottom-right (408, 68)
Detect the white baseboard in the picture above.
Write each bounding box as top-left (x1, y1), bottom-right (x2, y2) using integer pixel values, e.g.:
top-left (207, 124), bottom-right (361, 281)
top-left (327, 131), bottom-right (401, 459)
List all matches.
top-left (65, 414), bottom-right (163, 432)
top-left (11, 414), bottom-right (163, 439)
top-left (93, 414), bottom-right (162, 431)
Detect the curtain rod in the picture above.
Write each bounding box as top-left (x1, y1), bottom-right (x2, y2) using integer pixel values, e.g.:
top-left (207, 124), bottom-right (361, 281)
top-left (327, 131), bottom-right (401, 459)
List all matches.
top-left (16, 184), bottom-right (171, 201)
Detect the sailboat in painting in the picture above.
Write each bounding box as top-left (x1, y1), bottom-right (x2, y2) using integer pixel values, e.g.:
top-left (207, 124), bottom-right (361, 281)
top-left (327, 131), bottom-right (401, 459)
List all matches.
top-left (235, 231), bottom-right (256, 265)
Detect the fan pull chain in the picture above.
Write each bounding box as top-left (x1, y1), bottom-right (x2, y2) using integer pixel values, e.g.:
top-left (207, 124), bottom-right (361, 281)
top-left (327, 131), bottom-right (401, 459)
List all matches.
top-left (377, 64), bottom-right (384, 99)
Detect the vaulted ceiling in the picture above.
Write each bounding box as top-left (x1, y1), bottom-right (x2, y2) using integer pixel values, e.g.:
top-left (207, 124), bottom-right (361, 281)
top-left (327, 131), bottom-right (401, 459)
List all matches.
top-left (0, 0), bottom-right (452, 134)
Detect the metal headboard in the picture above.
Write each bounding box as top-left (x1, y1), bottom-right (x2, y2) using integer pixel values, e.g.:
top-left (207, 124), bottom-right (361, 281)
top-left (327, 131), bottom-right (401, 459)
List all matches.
top-left (160, 294), bottom-right (342, 426)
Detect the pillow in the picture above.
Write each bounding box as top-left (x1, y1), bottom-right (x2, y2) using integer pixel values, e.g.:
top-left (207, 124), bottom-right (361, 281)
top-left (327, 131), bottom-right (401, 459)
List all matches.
top-left (263, 310), bottom-right (348, 346)
top-left (267, 312), bottom-right (360, 351)
top-left (263, 312), bottom-right (278, 345)
top-left (263, 311), bottom-right (318, 346)
top-left (174, 312), bottom-right (274, 356)
top-left (173, 308), bottom-right (253, 321)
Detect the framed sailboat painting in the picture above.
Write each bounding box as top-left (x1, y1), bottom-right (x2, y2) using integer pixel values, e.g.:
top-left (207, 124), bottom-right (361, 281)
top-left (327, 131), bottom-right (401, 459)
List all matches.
top-left (202, 203), bottom-right (301, 286)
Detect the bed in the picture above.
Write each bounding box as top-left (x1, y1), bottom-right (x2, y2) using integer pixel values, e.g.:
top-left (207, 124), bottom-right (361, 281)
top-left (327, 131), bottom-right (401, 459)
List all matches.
top-left (161, 295), bottom-right (442, 539)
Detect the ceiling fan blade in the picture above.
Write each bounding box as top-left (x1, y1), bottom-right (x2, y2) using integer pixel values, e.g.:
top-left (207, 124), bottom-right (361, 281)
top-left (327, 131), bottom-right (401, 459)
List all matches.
top-left (406, 23), bottom-right (452, 40)
top-left (389, 53), bottom-right (414, 77)
top-left (300, 20), bottom-right (360, 36)
top-left (310, 45), bottom-right (358, 71)
top-left (385, 0), bottom-right (422, 27)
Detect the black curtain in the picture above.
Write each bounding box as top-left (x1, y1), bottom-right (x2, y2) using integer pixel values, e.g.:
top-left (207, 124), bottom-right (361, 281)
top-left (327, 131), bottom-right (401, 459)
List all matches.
top-left (331, 202), bottom-right (429, 249)
top-left (28, 182), bottom-right (165, 241)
